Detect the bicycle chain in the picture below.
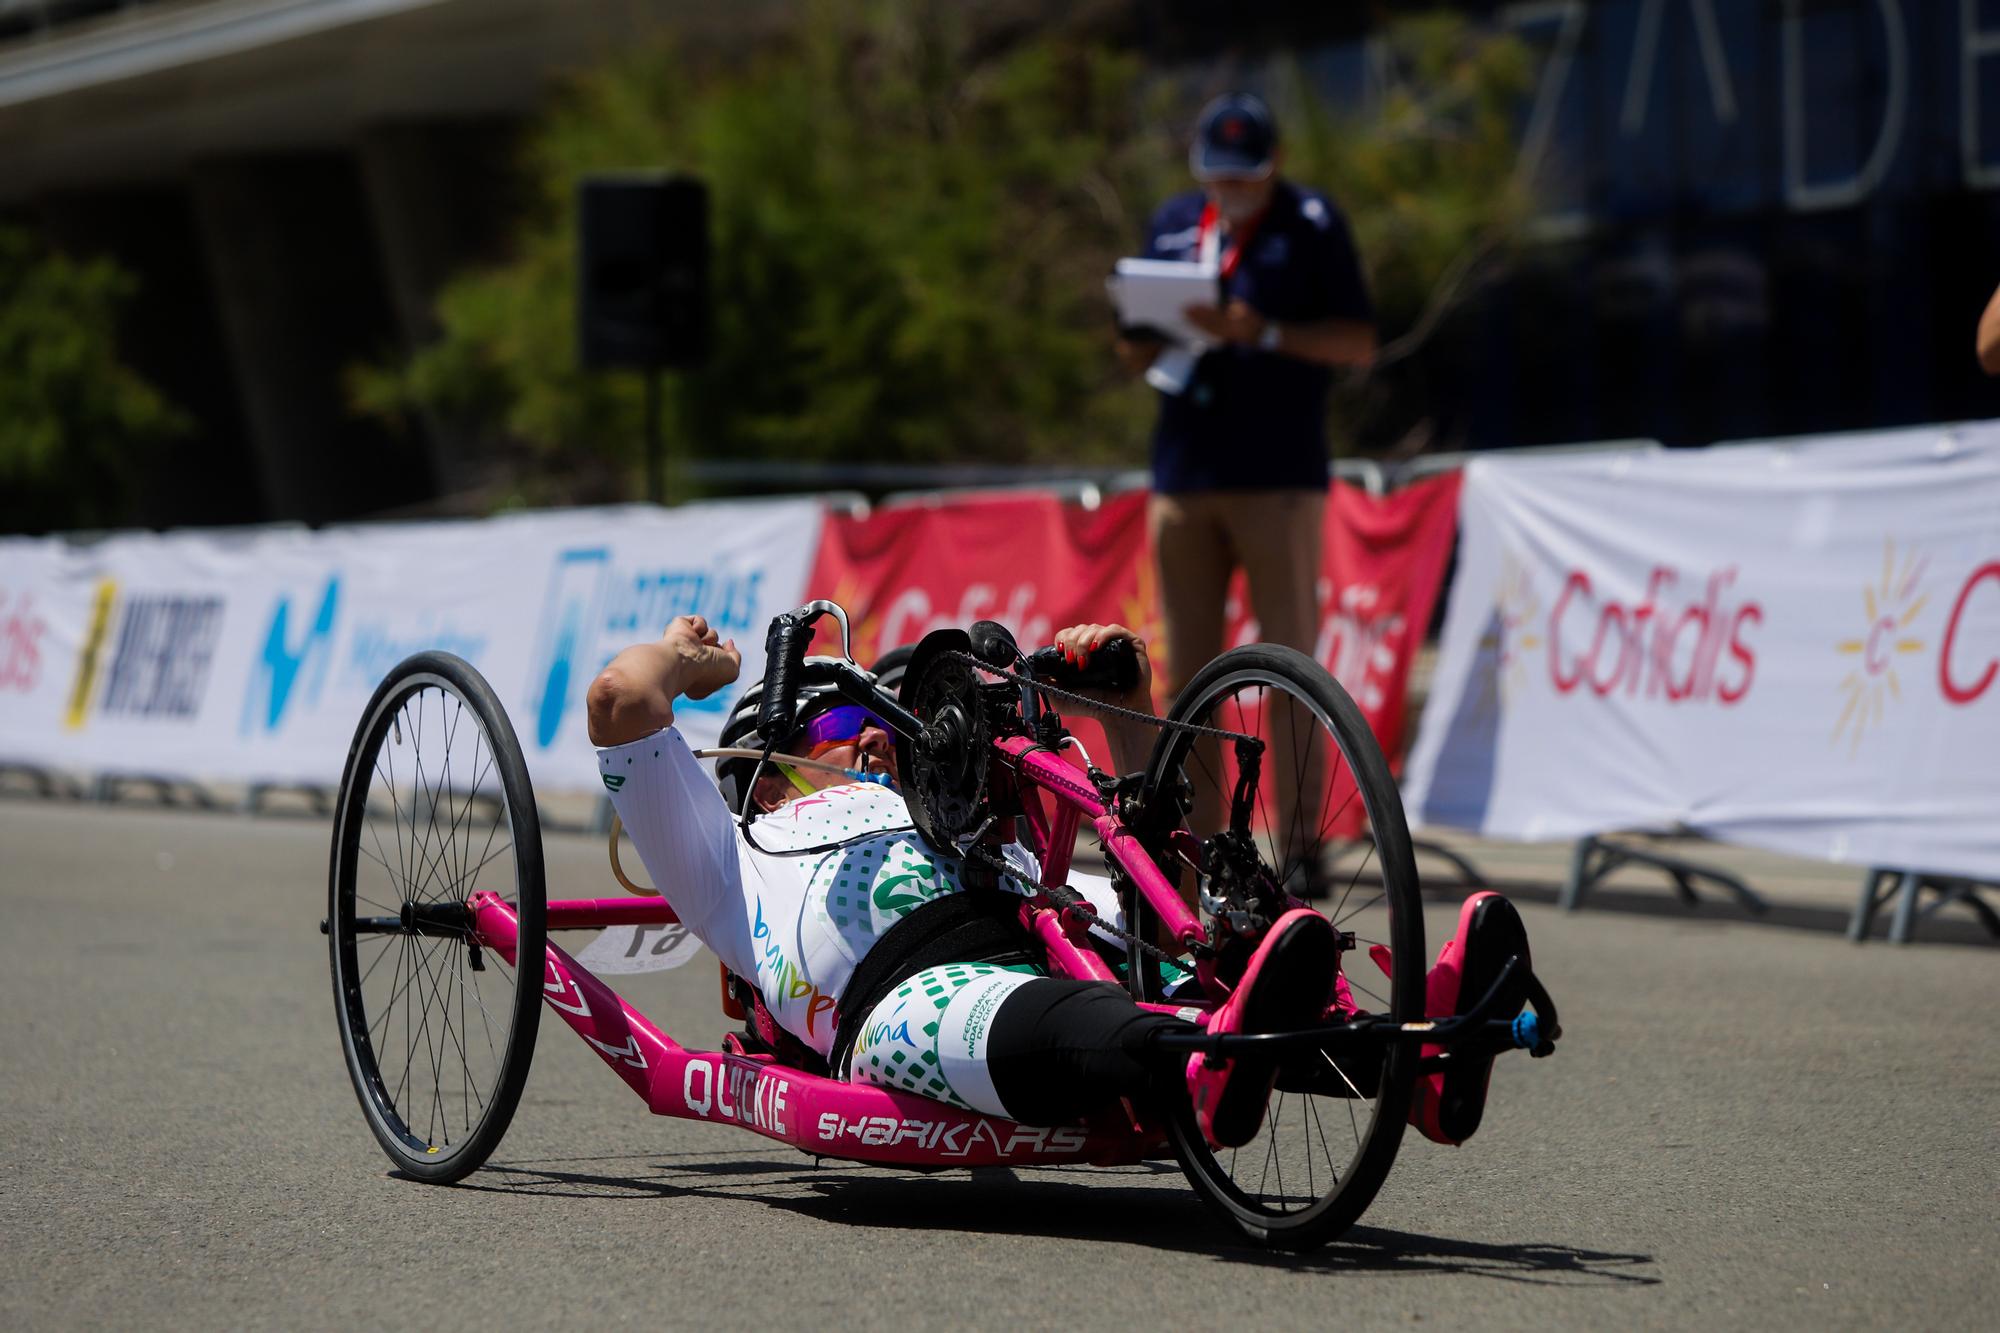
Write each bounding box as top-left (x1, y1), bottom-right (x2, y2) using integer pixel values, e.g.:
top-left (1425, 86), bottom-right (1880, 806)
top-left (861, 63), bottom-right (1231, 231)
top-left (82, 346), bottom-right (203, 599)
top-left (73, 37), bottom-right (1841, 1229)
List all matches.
top-left (942, 649), bottom-right (1263, 749)
top-left (921, 647), bottom-right (1261, 971)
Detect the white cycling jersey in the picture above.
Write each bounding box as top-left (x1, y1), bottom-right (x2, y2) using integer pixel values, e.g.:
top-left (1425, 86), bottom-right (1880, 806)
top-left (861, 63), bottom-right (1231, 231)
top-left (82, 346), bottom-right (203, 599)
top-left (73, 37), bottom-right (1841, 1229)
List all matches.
top-left (596, 726), bottom-right (1122, 1060)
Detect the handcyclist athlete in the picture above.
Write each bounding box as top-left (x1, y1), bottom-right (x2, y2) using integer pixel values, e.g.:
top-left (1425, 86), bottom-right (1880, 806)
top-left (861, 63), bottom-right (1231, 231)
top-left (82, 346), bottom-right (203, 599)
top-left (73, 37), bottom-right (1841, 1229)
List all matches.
top-left (586, 614), bottom-right (1525, 1147)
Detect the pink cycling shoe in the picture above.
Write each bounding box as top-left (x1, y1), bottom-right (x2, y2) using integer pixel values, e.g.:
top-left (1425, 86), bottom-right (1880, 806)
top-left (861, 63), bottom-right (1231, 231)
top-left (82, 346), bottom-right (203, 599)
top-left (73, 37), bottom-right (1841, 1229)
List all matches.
top-left (1409, 891), bottom-right (1533, 1147)
top-left (1187, 908), bottom-right (1340, 1149)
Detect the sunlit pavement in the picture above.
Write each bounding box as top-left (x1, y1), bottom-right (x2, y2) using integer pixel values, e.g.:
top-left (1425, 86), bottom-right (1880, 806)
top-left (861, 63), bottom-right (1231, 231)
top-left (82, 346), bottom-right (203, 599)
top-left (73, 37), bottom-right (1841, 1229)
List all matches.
top-left (2, 800), bottom-right (1993, 1330)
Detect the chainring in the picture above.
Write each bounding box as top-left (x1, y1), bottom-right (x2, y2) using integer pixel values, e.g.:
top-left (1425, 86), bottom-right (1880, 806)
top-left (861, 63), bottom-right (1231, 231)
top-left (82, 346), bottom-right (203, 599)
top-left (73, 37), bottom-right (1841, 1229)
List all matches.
top-left (904, 650), bottom-right (992, 849)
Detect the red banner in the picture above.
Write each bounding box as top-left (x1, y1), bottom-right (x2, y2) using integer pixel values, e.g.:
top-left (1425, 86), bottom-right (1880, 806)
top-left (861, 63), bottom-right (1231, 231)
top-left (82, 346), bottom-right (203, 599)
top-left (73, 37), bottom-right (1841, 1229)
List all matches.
top-left (807, 491), bottom-right (1158, 768)
top-left (805, 474), bottom-right (1462, 776)
top-left (1217, 471), bottom-right (1463, 767)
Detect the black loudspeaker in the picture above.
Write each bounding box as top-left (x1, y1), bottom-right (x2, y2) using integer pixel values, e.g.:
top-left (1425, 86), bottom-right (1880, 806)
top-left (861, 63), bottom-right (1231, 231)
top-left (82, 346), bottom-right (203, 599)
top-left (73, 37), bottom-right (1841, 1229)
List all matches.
top-left (578, 175), bottom-right (710, 370)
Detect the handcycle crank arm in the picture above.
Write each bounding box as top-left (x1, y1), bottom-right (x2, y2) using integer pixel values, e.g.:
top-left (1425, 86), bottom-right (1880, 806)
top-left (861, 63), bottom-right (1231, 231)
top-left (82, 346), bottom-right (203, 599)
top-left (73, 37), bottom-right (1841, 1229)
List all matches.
top-left (1151, 956), bottom-right (1563, 1060)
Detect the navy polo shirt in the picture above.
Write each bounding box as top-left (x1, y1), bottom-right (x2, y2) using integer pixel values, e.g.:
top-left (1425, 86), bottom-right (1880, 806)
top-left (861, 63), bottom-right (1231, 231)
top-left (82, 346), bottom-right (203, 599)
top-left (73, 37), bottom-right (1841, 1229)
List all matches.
top-left (1140, 181), bottom-right (1372, 493)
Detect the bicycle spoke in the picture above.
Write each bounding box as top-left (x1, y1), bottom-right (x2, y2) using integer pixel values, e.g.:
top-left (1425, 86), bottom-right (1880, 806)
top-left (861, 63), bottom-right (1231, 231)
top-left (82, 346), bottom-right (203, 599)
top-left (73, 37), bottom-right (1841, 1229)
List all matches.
top-left (1302, 1090), bottom-right (1314, 1203)
top-left (453, 836), bottom-right (515, 898)
top-left (413, 934), bottom-right (477, 1110)
top-left (1331, 840), bottom-right (1377, 931)
top-left (1333, 887), bottom-right (1385, 931)
top-left (420, 693), bottom-right (480, 906)
top-left (466, 949), bottom-right (501, 1069)
top-left (412, 944), bottom-right (447, 1144)
top-left (353, 886), bottom-right (400, 915)
top-left (1307, 1091), bottom-right (1339, 1185)
top-left (370, 932), bottom-right (420, 1046)
top-left (407, 694), bottom-right (459, 905)
top-left (355, 932), bottom-right (399, 991)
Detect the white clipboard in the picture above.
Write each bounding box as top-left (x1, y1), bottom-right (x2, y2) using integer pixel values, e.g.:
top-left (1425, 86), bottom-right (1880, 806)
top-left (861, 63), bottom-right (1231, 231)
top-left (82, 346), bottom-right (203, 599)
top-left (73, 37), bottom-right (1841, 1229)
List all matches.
top-left (1106, 257), bottom-right (1220, 347)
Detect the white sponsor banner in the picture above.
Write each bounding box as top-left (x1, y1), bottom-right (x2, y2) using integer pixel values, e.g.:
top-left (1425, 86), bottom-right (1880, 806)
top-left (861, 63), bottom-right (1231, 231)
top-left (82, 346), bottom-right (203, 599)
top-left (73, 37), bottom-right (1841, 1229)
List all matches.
top-left (1404, 424), bottom-right (2000, 880)
top-left (0, 501), bottom-right (822, 792)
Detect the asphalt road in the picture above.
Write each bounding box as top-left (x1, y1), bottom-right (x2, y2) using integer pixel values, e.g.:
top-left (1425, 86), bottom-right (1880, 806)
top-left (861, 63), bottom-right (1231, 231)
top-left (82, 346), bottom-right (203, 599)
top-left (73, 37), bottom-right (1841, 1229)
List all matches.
top-left (2, 800), bottom-right (1995, 1330)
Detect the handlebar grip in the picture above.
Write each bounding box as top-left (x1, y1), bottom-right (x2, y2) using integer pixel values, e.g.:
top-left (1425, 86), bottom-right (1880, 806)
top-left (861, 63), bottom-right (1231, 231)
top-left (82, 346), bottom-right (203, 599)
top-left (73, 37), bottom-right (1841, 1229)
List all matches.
top-left (968, 619), bottom-right (1019, 668)
top-left (1026, 637), bottom-right (1139, 694)
top-left (757, 615), bottom-right (810, 737)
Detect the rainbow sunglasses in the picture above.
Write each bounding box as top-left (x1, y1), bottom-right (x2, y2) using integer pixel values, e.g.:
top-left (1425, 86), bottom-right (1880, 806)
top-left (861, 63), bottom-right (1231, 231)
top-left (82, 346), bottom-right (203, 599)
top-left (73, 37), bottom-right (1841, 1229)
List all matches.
top-left (770, 704), bottom-right (895, 796)
top-left (796, 704), bottom-right (891, 758)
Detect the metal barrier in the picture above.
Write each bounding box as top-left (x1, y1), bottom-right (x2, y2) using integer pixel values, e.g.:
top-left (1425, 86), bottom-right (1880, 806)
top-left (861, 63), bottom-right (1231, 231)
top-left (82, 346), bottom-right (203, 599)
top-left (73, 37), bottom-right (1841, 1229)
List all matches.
top-left (1850, 869), bottom-right (2000, 945)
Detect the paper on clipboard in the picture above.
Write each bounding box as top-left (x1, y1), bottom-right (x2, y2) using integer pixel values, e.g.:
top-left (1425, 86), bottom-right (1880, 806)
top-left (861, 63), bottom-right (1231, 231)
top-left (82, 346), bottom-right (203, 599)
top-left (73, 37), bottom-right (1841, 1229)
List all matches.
top-left (1107, 258), bottom-right (1220, 396)
top-left (1106, 257), bottom-right (1219, 347)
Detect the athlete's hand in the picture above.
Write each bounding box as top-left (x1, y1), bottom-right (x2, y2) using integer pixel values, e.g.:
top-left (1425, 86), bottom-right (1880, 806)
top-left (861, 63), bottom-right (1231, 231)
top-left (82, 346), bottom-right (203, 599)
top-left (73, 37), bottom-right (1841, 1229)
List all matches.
top-left (1181, 299), bottom-right (1268, 347)
top-left (659, 615), bottom-right (741, 700)
top-left (1052, 623), bottom-right (1157, 776)
top-left (1051, 623), bottom-right (1154, 715)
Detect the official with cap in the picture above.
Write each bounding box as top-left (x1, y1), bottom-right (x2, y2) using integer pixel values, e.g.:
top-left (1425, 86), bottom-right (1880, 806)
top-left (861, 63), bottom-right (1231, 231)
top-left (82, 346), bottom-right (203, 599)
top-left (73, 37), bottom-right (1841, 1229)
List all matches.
top-left (1118, 92), bottom-right (1376, 713)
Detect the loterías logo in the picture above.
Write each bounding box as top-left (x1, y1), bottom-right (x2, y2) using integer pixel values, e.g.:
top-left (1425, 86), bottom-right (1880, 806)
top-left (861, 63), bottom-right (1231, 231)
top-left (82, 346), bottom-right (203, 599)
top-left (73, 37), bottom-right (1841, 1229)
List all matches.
top-left (1832, 539), bottom-right (1928, 754)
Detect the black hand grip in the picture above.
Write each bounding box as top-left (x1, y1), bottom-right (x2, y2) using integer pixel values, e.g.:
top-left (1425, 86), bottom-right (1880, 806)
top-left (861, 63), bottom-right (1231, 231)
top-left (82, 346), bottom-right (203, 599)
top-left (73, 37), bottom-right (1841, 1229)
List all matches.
top-left (1026, 637), bottom-right (1139, 694)
top-left (758, 614), bottom-right (810, 738)
top-left (968, 620), bottom-right (1019, 668)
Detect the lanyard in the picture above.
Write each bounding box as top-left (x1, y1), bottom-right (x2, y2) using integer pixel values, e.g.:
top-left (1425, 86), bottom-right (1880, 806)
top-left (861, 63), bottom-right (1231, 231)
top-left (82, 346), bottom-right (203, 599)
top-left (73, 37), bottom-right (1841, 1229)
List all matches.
top-left (1196, 202), bottom-right (1266, 281)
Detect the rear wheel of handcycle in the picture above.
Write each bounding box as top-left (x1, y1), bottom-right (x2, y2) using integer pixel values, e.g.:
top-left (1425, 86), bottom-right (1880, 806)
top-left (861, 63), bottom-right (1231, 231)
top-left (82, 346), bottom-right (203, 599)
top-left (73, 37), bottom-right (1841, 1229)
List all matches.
top-left (327, 651), bottom-right (545, 1183)
top-left (1130, 644), bottom-right (1425, 1250)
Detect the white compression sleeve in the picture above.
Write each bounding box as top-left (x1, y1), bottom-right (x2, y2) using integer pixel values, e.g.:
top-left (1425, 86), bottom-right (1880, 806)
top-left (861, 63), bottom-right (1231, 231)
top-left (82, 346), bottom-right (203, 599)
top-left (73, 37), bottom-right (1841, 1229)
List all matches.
top-left (596, 728), bottom-right (746, 971)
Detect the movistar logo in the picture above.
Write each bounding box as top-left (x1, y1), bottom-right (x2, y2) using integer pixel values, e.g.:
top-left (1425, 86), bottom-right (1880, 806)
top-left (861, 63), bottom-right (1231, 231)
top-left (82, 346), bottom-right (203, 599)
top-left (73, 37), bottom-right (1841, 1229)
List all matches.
top-left (602, 773), bottom-right (626, 792)
top-left (241, 577), bottom-right (340, 734)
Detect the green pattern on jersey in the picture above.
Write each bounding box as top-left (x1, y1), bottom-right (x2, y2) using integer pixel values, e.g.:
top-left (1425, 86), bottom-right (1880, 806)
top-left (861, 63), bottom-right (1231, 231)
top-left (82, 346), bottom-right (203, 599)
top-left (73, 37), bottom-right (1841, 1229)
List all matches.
top-left (850, 962), bottom-right (1034, 1107)
top-left (816, 836), bottom-right (955, 952)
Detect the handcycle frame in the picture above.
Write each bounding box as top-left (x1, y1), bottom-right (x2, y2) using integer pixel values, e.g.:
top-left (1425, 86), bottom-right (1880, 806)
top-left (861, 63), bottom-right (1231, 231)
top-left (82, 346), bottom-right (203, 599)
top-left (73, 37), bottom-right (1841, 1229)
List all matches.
top-left (445, 609), bottom-right (1557, 1172)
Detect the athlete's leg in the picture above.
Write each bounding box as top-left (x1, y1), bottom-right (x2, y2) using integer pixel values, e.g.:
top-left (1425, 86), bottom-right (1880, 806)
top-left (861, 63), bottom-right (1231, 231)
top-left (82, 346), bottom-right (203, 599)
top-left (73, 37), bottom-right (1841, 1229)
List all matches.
top-left (847, 965), bottom-right (1181, 1123)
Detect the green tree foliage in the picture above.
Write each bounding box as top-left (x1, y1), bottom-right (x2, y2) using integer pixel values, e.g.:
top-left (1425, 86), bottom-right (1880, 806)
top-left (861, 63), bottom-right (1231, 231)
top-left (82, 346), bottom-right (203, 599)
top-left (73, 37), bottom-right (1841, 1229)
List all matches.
top-left (352, 2), bottom-right (1531, 497)
top-left (0, 226), bottom-right (188, 531)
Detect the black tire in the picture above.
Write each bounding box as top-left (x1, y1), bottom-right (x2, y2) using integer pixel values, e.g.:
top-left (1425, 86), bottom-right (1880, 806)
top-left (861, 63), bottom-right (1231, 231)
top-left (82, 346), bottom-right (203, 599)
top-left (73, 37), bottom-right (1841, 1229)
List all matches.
top-left (1132, 643), bottom-right (1424, 1250)
top-left (328, 651), bottom-right (545, 1183)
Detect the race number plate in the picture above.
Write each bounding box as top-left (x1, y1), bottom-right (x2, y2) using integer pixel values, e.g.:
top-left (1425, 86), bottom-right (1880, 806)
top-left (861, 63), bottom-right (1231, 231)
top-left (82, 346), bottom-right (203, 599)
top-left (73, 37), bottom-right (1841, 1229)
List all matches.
top-left (572, 922), bottom-right (704, 974)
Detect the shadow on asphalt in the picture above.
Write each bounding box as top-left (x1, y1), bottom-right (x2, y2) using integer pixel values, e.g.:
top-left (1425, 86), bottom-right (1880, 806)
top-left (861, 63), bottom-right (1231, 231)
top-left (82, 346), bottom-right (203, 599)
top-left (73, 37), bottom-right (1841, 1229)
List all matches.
top-left (1316, 855), bottom-right (2000, 948)
top-left (1448, 875), bottom-right (1996, 948)
top-left (437, 1155), bottom-right (1657, 1285)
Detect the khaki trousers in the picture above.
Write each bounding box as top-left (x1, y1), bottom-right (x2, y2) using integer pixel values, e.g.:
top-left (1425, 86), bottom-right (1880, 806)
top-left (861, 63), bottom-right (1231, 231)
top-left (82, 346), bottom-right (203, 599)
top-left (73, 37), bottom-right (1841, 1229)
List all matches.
top-left (1147, 488), bottom-right (1324, 696)
top-left (1147, 488), bottom-right (1328, 863)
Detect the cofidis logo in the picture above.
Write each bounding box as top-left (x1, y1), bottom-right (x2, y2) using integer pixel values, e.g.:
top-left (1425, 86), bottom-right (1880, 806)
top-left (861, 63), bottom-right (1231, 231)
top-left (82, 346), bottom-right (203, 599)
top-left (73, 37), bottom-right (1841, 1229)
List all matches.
top-left (1829, 539), bottom-right (1998, 750)
top-left (526, 548), bottom-right (766, 749)
top-left (1940, 558), bottom-right (2000, 708)
top-left (1477, 554), bottom-right (1763, 709)
top-left (1832, 540), bottom-right (1928, 753)
top-left (1548, 564), bottom-right (1763, 704)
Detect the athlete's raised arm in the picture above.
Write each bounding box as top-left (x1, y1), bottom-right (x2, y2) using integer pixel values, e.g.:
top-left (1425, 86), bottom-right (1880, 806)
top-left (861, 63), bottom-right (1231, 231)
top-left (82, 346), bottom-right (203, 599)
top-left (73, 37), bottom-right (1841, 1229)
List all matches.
top-left (587, 615), bottom-right (742, 746)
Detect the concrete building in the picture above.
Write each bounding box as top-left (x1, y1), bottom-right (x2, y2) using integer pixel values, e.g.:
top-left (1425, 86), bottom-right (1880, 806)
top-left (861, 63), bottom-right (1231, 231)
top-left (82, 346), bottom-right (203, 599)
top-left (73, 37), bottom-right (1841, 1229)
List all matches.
top-left (0, 0), bottom-right (774, 527)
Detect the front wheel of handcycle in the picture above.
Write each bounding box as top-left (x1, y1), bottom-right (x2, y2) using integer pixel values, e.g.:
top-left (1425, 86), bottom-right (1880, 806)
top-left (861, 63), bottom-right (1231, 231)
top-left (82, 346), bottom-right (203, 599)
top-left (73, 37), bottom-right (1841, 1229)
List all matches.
top-left (327, 651), bottom-right (545, 1183)
top-left (1131, 643), bottom-right (1425, 1250)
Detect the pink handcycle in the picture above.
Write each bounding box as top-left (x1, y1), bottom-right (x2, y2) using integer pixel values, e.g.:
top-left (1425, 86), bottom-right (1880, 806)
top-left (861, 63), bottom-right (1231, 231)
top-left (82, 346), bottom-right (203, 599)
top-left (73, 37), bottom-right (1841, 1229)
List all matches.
top-left (326, 601), bottom-right (1560, 1249)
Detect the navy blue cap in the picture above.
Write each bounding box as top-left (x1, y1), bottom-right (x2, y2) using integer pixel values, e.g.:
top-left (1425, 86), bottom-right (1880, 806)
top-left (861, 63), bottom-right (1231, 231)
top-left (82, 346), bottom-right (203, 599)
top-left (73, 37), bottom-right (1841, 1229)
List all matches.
top-left (1191, 93), bottom-right (1278, 180)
